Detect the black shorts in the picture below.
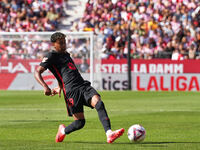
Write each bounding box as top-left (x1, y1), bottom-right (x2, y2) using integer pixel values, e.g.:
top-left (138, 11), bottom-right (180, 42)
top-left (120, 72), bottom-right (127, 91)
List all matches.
top-left (64, 84), bottom-right (100, 116)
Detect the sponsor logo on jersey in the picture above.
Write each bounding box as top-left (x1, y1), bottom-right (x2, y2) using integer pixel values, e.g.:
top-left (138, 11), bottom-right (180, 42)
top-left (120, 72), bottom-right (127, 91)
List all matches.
top-left (68, 62), bottom-right (76, 70)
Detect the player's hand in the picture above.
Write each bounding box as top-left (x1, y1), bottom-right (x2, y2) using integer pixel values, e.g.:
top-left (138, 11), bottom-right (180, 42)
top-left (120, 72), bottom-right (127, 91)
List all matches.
top-left (44, 86), bottom-right (52, 96)
top-left (51, 87), bottom-right (61, 97)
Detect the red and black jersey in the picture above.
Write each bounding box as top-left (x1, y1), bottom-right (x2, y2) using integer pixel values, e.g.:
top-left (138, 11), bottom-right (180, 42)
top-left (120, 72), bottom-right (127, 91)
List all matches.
top-left (40, 50), bottom-right (89, 92)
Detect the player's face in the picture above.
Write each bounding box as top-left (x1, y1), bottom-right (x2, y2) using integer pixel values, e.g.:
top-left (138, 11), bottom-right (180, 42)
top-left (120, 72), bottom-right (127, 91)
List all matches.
top-left (54, 38), bottom-right (66, 52)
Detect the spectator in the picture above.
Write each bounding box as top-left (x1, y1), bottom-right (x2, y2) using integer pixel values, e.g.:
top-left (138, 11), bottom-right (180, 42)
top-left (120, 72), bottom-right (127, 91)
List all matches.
top-left (79, 58), bottom-right (89, 73)
top-left (188, 44), bottom-right (196, 59)
top-left (78, 0), bottom-right (200, 60)
top-left (0, 0), bottom-right (65, 32)
top-left (0, 0), bottom-right (69, 59)
top-left (1, 0), bottom-right (200, 60)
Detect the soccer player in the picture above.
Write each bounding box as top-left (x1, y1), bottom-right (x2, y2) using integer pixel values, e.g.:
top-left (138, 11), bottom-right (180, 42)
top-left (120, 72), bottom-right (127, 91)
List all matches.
top-left (34, 32), bottom-right (124, 143)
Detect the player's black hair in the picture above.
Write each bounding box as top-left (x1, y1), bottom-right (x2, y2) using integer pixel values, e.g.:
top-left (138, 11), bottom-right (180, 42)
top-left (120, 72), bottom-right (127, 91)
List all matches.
top-left (50, 32), bottom-right (66, 43)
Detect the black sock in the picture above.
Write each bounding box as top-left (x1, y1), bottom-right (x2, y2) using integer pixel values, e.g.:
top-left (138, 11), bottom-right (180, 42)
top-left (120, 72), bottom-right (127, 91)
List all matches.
top-left (95, 101), bottom-right (111, 132)
top-left (64, 119), bottom-right (85, 134)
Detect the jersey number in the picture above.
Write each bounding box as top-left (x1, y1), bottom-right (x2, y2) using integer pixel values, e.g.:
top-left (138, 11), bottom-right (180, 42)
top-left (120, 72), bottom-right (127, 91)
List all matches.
top-left (68, 98), bottom-right (74, 107)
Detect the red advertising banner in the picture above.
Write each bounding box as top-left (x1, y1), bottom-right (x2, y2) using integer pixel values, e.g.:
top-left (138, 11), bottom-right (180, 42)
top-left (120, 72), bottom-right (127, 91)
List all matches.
top-left (0, 59), bottom-right (40, 73)
top-left (100, 59), bottom-right (200, 73)
top-left (135, 74), bottom-right (200, 91)
top-left (100, 74), bottom-right (200, 91)
top-left (0, 73), bottom-right (17, 90)
top-left (1, 59), bottom-right (200, 73)
top-left (1, 59), bottom-right (200, 91)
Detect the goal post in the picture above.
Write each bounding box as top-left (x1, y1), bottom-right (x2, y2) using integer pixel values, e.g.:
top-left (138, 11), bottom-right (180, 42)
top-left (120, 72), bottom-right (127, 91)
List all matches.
top-left (0, 32), bottom-right (102, 90)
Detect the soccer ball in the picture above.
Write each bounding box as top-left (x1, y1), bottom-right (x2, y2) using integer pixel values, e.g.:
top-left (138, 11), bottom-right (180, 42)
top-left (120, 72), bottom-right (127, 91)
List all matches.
top-left (127, 124), bottom-right (146, 142)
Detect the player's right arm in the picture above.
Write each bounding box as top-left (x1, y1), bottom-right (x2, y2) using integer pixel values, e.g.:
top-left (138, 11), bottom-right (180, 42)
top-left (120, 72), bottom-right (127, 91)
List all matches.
top-left (34, 65), bottom-right (52, 96)
top-left (51, 80), bottom-right (62, 97)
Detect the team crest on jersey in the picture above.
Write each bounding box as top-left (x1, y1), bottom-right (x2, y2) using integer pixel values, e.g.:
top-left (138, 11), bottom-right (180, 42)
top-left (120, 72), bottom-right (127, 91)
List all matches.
top-left (42, 57), bottom-right (48, 62)
top-left (68, 62), bottom-right (76, 70)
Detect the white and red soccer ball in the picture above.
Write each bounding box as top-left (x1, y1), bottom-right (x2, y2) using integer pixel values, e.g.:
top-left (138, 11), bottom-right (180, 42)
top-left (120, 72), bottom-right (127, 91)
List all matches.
top-left (127, 124), bottom-right (146, 142)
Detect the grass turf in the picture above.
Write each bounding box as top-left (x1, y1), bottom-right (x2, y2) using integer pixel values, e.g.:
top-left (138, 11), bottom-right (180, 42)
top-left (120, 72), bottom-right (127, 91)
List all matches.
top-left (0, 91), bottom-right (200, 150)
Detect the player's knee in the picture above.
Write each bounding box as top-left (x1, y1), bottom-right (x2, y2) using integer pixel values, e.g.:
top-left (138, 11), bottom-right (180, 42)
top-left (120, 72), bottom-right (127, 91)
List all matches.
top-left (91, 95), bottom-right (100, 107)
top-left (74, 119), bottom-right (85, 130)
top-left (95, 100), bottom-right (105, 111)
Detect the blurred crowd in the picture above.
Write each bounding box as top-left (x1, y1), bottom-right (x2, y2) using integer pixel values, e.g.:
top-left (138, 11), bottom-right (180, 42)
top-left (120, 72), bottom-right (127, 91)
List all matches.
top-left (1, 0), bottom-right (200, 61)
top-left (0, 0), bottom-right (65, 32)
top-left (71, 0), bottom-right (200, 60)
top-left (0, 0), bottom-right (65, 59)
top-left (0, 37), bottom-right (90, 60)
top-left (0, 0), bottom-right (91, 61)
top-left (0, 40), bottom-right (51, 59)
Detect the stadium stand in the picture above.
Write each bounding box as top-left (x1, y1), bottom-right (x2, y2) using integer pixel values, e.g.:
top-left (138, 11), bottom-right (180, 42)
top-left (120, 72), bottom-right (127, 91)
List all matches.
top-left (61, 0), bottom-right (87, 29)
top-left (0, 0), bottom-right (66, 32)
top-left (0, 0), bottom-right (90, 60)
top-left (0, 0), bottom-right (66, 59)
top-left (0, 0), bottom-right (200, 60)
top-left (75, 0), bottom-right (200, 60)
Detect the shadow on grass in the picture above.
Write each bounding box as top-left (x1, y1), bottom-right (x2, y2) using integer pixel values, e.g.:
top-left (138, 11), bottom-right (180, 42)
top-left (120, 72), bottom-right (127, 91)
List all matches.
top-left (7, 120), bottom-right (67, 123)
top-left (137, 141), bottom-right (200, 144)
top-left (69, 141), bottom-right (200, 145)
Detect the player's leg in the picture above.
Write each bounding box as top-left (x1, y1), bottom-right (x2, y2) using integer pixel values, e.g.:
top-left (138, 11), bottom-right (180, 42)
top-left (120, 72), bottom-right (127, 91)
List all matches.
top-left (90, 95), bottom-right (124, 143)
top-left (90, 95), bottom-right (111, 132)
top-left (65, 112), bottom-right (85, 134)
top-left (56, 90), bottom-right (85, 143)
top-left (55, 112), bottom-right (85, 142)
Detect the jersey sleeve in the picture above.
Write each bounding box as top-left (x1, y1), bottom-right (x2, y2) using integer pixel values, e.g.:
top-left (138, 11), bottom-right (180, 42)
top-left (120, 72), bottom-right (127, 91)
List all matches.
top-left (40, 53), bottom-right (53, 69)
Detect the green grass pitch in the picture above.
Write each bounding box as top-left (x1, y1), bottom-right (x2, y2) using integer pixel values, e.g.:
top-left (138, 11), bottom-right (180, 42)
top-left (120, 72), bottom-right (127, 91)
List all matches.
top-left (0, 91), bottom-right (200, 150)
